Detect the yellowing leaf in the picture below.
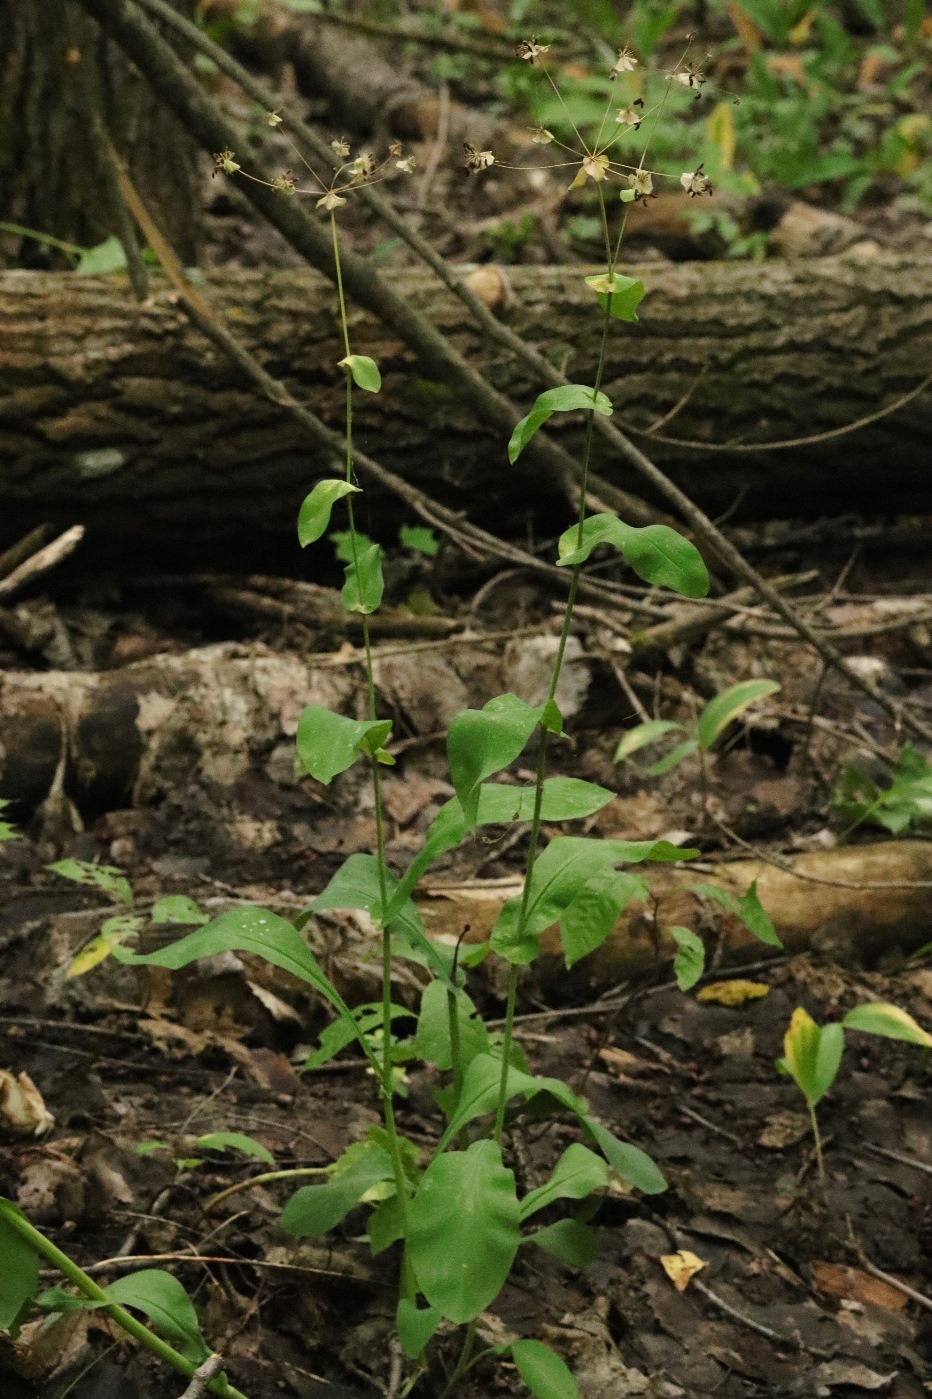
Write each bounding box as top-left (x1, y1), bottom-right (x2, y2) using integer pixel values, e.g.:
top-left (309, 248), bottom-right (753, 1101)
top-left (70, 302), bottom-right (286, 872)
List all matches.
top-left (706, 101), bottom-right (735, 171)
top-left (697, 979), bottom-right (769, 1006)
top-left (67, 915), bottom-right (143, 979)
top-left (660, 1250), bottom-right (707, 1291)
top-left (842, 1002), bottom-right (932, 1047)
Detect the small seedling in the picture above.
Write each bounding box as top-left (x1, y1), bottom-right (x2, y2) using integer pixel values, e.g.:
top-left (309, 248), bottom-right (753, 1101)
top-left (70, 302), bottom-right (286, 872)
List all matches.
top-left (614, 678), bottom-right (781, 777)
top-left (779, 1003), bottom-right (932, 1185)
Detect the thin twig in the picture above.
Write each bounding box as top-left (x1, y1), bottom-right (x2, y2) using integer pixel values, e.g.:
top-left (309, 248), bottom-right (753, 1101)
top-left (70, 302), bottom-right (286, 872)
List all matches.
top-left (860, 1143), bottom-right (932, 1178)
top-left (710, 813), bottom-right (932, 891)
top-left (179, 1355), bottom-right (224, 1399)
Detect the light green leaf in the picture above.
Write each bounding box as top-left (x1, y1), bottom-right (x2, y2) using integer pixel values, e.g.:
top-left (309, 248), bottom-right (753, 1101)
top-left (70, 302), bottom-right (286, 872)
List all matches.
top-left (339, 353), bottom-right (381, 392)
top-left (614, 719), bottom-right (684, 764)
top-left (540, 699), bottom-right (564, 734)
top-left (690, 880), bottom-right (782, 948)
top-left (447, 694), bottom-right (542, 829)
top-left (557, 515), bottom-right (709, 598)
top-left (584, 270), bottom-right (646, 322)
top-left (331, 528), bottom-right (374, 563)
top-left (642, 738), bottom-right (698, 776)
top-left (781, 1008), bottom-right (844, 1108)
top-left (76, 235), bottom-right (127, 275)
top-left (297, 479), bottom-right (360, 547)
top-left (508, 385), bottom-right (612, 464)
top-left (396, 1298), bottom-right (441, 1358)
top-left (581, 1117), bottom-right (666, 1194)
top-left (399, 524), bottom-right (438, 556)
top-left (150, 895), bottom-right (208, 926)
top-left (342, 540), bottom-right (384, 614)
top-left (528, 1218), bottom-right (599, 1268)
top-left (511, 1338), bottom-right (578, 1399)
top-left (195, 1132), bottom-right (274, 1164)
top-left (0, 1202), bottom-right (39, 1329)
top-left (369, 1193), bottom-right (405, 1256)
top-left (697, 679), bottom-right (780, 751)
top-left (671, 926), bottom-right (705, 991)
top-left (304, 1002), bottom-right (407, 1071)
top-left (408, 1139), bottom-right (521, 1323)
top-left (296, 705), bottom-right (391, 785)
top-left (105, 1270), bottom-right (209, 1364)
top-left (491, 836), bottom-right (693, 966)
top-left (842, 1003), bottom-right (932, 1047)
top-left (281, 1146), bottom-right (394, 1236)
top-left (48, 859), bottom-right (133, 907)
top-left (66, 914), bottom-right (144, 979)
top-left (520, 1143), bottom-right (609, 1220)
top-left (313, 852), bottom-right (452, 985)
top-left (559, 870), bottom-right (648, 969)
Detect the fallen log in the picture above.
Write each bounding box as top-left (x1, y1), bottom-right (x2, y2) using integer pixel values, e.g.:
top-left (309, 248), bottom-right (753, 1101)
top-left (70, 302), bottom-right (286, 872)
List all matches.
top-left (1, 256), bottom-right (929, 557)
top-left (417, 842), bottom-right (932, 994)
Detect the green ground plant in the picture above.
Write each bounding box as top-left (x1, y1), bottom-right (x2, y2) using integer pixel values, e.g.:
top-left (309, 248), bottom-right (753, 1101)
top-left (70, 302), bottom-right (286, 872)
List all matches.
top-left (0, 28), bottom-right (929, 1399)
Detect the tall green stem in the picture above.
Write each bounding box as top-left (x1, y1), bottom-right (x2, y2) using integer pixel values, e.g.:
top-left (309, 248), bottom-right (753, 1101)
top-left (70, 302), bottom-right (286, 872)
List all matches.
top-left (492, 201), bottom-right (616, 1137)
top-left (330, 213), bottom-right (413, 1301)
top-left (0, 1201), bottom-right (249, 1399)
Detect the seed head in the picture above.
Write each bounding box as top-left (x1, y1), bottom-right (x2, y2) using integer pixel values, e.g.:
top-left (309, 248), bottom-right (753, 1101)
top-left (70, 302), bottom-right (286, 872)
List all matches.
top-left (610, 47), bottom-right (638, 79)
top-left (266, 109), bottom-right (283, 127)
top-left (464, 143), bottom-right (496, 174)
top-left (530, 125), bottom-right (556, 145)
top-left (515, 36), bottom-right (550, 64)
top-left (629, 169), bottom-right (654, 200)
top-left (213, 148), bottom-right (240, 176)
top-left (680, 165), bottom-right (713, 197)
top-left (331, 137), bottom-right (351, 159)
top-left (317, 189), bottom-right (347, 211)
top-left (614, 102), bottom-right (643, 128)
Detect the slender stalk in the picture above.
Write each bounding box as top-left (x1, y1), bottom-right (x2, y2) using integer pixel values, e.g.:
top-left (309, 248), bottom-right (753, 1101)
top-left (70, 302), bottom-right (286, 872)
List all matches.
top-left (330, 212), bottom-right (413, 1304)
top-left (0, 1201), bottom-right (248, 1399)
top-left (808, 1103), bottom-right (826, 1188)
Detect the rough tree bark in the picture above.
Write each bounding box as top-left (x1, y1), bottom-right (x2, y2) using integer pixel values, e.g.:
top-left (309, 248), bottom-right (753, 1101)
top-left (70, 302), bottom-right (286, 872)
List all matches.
top-left (0, 0), bottom-right (202, 268)
top-left (1, 255), bottom-right (929, 555)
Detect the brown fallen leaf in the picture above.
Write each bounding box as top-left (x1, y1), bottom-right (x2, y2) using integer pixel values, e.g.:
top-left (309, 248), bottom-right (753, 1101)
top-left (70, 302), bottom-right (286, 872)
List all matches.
top-left (811, 1261), bottom-right (908, 1312)
top-left (0, 1068), bottom-right (54, 1136)
top-left (660, 1250), bottom-right (707, 1291)
top-left (757, 1110), bottom-right (810, 1149)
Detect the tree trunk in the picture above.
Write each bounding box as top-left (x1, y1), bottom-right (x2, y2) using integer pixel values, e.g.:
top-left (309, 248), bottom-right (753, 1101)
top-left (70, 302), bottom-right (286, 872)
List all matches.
top-left (1, 255), bottom-right (929, 558)
top-left (0, 0), bottom-right (202, 269)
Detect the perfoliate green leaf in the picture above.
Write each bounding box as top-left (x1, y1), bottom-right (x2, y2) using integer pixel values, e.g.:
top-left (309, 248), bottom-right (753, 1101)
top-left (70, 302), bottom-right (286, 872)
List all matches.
top-left (342, 540), bottom-right (384, 613)
top-left (690, 880), bottom-right (782, 948)
top-left (313, 852), bottom-right (453, 986)
top-left (48, 859), bottom-right (133, 907)
top-left (195, 1132), bottom-right (274, 1164)
top-left (447, 694), bottom-right (542, 828)
top-left (369, 1193), bottom-right (405, 1256)
top-left (619, 186), bottom-right (637, 203)
top-left (105, 1271), bottom-right (209, 1364)
top-left (436, 1054), bottom-right (585, 1151)
top-left (150, 895), bottom-right (208, 926)
top-left (841, 1003), bottom-right (932, 1047)
top-left (735, 880), bottom-right (781, 947)
top-left (528, 1218), bottom-right (600, 1268)
top-left (584, 270), bottom-right (646, 322)
top-left (540, 699), bottom-right (564, 734)
top-left (557, 515), bottom-right (709, 598)
top-left (396, 1298), bottom-right (441, 1358)
top-left (581, 1117), bottom-right (666, 1194)
top-left (782, 1008), bottom-right (844, 1108)
top-left (697, 679), bottom-right (780, 751)
top-left (76, 235), bottom-right (127, 276)
top-left (408, 1140), bottom-right (521, 1323)
top-left (296, 706), bottom-right (391, 785)
top-left (414, 979), bottom-right (490, 1073)
top-left (338, 353), bottom-right (381, 392)
top-left (508, 386), bottom-right (612, 464)
top-left (520, 1143), bottom-right (609, 1220)
top-left (0, 1202), bottom-right (39, 1329)
top-left (559, 870), bottom-right (648, 969)
top-left (331, 528), bottom-right (374, 563)
top-left (671, 926), bottom-right (705, 990)
top-left (281, 1146), bottom-right (394, 1236)
top-left (642, 739), bottom-right (698, 776)
top-left (614, 719), bottom-right (684, 763)
top-left (66, 914), bottom-right (144, 979)
top-left (511, 1339), bottom-right (579, 1399)
top-left (491, 836), bottom-right (693, 966)
top-left (399, 524), bottom-right (438, 556)
top-left (297, 478), bottom-right (360, 547)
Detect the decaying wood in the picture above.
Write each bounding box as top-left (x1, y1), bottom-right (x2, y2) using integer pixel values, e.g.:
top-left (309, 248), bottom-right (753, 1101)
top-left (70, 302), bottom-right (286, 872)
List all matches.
top-left (417, 842), bottom-right (932, 992)
top-left (2, 256), bottom-right (930, 551)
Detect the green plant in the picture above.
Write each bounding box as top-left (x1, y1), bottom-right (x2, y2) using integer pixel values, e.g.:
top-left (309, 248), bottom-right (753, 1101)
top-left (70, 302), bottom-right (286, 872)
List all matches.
top-left (1, 41), bottom-right (789, 1399)
top-left (614, 677), bottom-right (781, 776)
top-left (779, 1003), bottom-right (932, 1185)
top-left (833, 742), bottom-right (932, 835)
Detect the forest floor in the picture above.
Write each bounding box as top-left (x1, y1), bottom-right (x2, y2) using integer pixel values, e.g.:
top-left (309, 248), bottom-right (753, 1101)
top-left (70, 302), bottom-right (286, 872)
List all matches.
top-left (1, 528), bottom-right (931, 1399)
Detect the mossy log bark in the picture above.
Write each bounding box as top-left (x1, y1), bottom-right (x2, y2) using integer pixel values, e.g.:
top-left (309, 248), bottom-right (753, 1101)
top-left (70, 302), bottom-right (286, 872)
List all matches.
top-left (1, 255), bottom-right (929, 557)
top-left (0, 0), bottom-right (202, 270)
